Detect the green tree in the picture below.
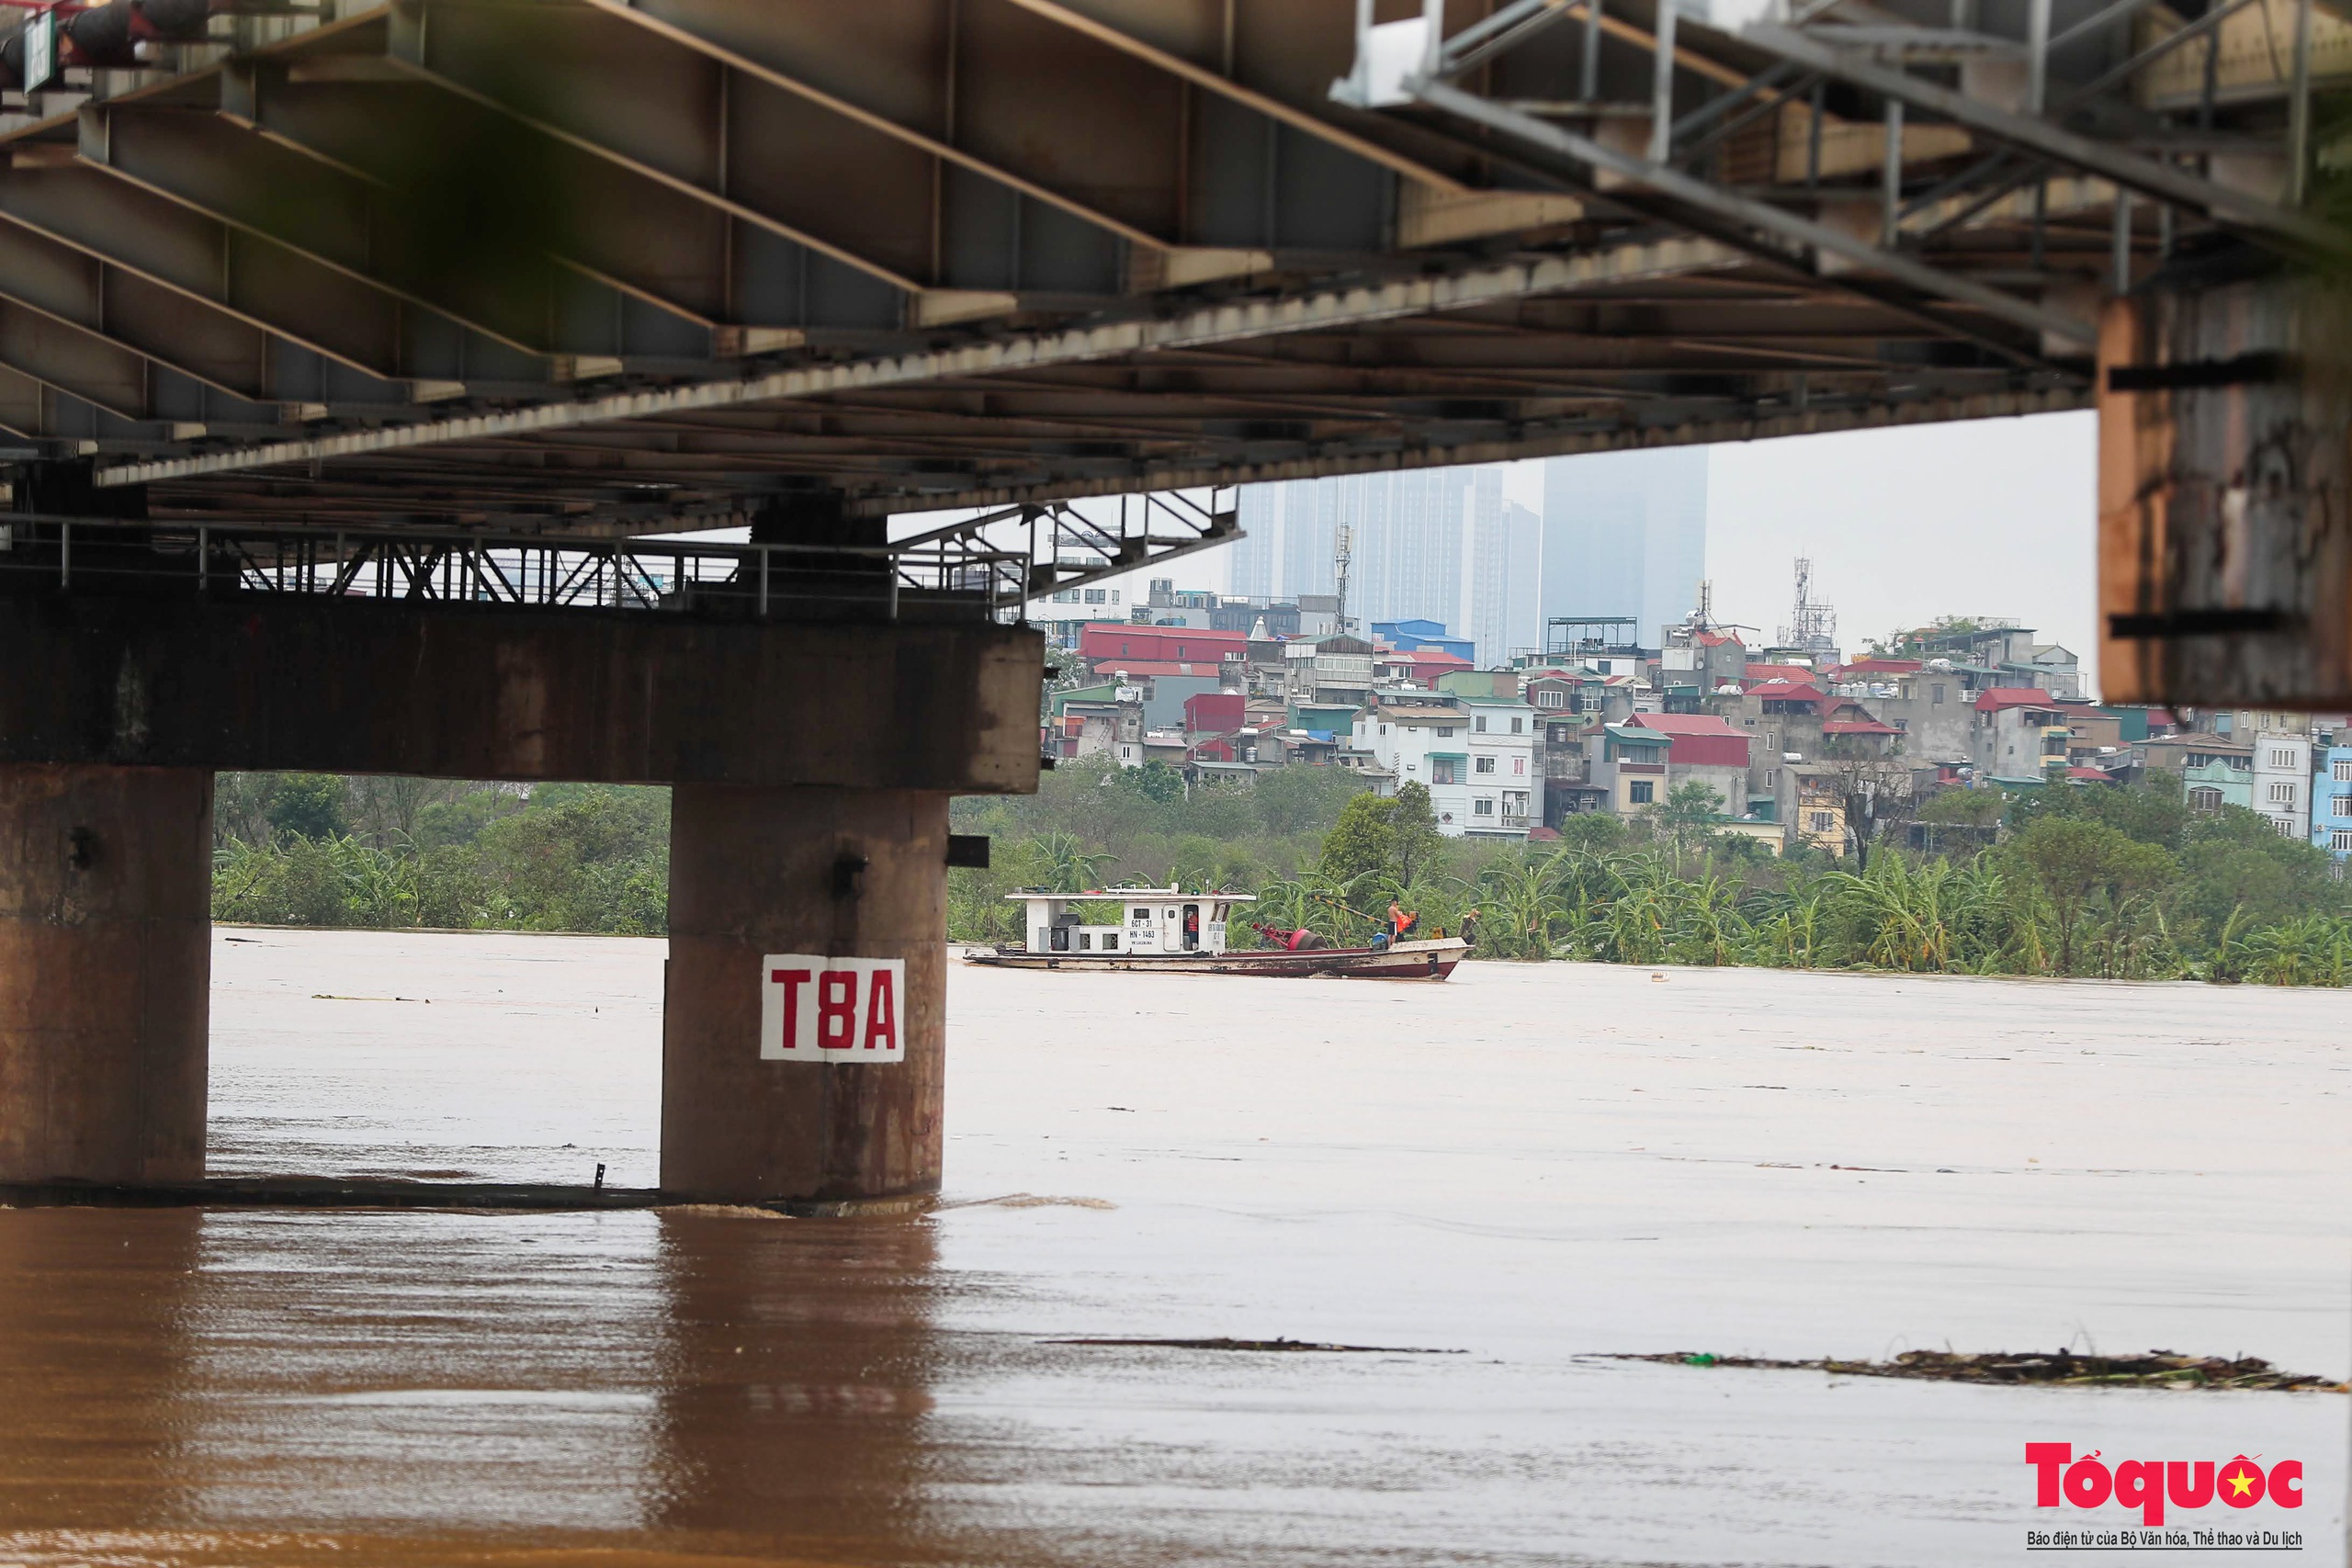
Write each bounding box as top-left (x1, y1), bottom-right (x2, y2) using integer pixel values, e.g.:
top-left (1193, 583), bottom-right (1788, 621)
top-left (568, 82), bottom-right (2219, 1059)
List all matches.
top-left (1917, 788), bottom-right (2006, 828)
top-left (1032, 829), bottom-right (1118, 893)
top-left (266, 773), bottom-right (349, 840)
top-left (2010, 817), bottom-right (2178, 975)
top-left (1643, 779), bottom-right (1724, 868)
top-left (1390, 782), bottom-right (1445, 887)
top-left (1252, 765), bottom-right (1367, 836)
top-left (1318, 791), bottom-right (1398, 886)
top-left (1129, 760), bottom-right (1187, 806)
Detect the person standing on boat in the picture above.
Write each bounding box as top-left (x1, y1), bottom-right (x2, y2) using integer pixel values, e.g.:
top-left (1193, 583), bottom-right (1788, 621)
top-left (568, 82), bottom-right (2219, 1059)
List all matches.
top-left (1460, 908), bottom-right (1479, 950)
top-left (1387, 900), bottom-right (1418, 943)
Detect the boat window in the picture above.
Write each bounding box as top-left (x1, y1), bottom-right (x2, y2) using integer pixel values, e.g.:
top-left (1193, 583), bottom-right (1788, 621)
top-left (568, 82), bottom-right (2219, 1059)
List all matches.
top-left (1049, 926), bottom-right (1071, 952)
top-left (1079, 932), bottom-right (1092, 950)
top-left (1103, 933), bottom-right (1119, 950)
top-left (1165, 908), bottom-right (1177, 919)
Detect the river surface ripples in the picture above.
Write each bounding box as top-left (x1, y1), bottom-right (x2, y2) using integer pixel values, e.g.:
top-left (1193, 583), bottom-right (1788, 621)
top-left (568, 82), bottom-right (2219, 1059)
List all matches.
top-left (1, 930), bottom-right (2344, 1566)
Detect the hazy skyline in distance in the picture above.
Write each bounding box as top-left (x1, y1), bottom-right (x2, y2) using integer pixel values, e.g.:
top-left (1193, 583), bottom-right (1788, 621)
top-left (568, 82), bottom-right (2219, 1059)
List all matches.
top-left (1510, 412), bottom-right (2100, 686)
top-left (1168, 412), bottom-right (2099, 693)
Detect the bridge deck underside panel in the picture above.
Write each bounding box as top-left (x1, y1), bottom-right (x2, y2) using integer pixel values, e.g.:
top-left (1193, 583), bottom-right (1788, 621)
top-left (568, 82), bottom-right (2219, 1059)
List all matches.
top-left (0, 0), bottom-right (2200, 533)
top-left (0, 0), bottom-right (2314, 540)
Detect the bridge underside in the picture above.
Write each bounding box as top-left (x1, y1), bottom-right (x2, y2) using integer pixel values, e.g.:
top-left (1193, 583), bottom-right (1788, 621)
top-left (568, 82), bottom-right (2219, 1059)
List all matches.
top-left (0, 0), bottom-right (2339, 1201)
top-left (0, 0), bottom-right (2144, 531)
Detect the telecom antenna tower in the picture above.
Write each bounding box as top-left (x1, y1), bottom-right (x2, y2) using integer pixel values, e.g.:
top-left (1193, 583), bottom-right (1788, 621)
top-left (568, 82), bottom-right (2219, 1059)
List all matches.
top-left (1776, 558), bottom-right (1839, 662)
top-left (1333, 522), bottom-right (1354, 636)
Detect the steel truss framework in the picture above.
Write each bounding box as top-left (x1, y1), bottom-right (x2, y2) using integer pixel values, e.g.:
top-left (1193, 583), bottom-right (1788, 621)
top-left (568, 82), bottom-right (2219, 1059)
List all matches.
top-left (0, 0), bottom-right (2332, 604)
top-left (0, 484), bottom-right (1235, 622)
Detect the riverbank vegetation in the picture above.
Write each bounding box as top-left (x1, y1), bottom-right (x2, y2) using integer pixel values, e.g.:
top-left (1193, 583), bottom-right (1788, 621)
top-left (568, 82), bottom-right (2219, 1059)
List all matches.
top-left (210, 761), bottom-right (2351, 985)
top-left (211, 773), bottom-right (668, 933)
top-left (950, 761), bottom-right (2352, 987)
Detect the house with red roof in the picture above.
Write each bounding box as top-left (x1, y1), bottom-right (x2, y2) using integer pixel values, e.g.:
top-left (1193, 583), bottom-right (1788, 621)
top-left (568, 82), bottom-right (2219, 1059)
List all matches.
top-left (1623, 712), bottom-right (1753, 818)
top-left (1746, 680), bottom-right (1829, 713)
top-left (1971, 688), bottom-right (2069, 779)
top-left (1374, 646), bottom-right (1475, 685)
top-left (1078, 623), bottom-right (1248, 674)
top-left (1832, 657), bottom-right (1924, 680)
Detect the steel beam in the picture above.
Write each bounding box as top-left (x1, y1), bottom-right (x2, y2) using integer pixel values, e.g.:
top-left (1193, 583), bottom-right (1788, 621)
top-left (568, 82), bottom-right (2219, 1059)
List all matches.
top-left (1408, 78), bottom-right (2096, 346)
top-left (1740, 20), bottom-right (2350, 256)
top-left (82, 96), bottom-right (716, 359)
top-left (93, 237), bottom-right (1737, 486)
top-left (0, 161), bottom-right (507, 391)
top-left (382, 1), bottom-right (1079, 310)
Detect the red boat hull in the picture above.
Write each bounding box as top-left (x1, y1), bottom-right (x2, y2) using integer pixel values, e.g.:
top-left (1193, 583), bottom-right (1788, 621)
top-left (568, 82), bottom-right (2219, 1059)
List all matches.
top-left (962, 938), bottom-right (1467, 980)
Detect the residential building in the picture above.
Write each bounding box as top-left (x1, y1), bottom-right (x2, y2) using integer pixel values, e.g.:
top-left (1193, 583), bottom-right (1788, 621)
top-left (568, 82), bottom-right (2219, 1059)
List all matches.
top-left (1208, 601), bottom-right (1301, 637)
top-left (2203, 707), bottom-right (2313, 739)
top-left (1374, 647), bottom-right (1475, 686)
top-left (2142, 734), bottom-right (2255, 812)
top-left (2314, 743), bottom-right (2352, 863)
top-left (1624, 712), bottom-right (1754, 819)
top-left (2251, 730), bottom-right (2313, 840)
top-left (2027, 643), bottom-right (2084, 699)
top-left (1182, 691), bottom-right (1245, 737)
top-left (1849, 662), bottom-right (2001, 764)
top-left (1350, 695), bottom-right (1541, 838)
top-left (1055, 689), bottom-right (1145, 767)
top-left (1781, 766), bottom-right (1849, 854)
top-left (1283, 634), bottom-right (1376, 707)
top-left (1373, 618), bottom-right (1477, 662)
top-left (1661, 627), bottom-right (1748, 695)
top-left (1078, 623), bottom-right (1248, 679)
top-left (1590, 724), bottom-right (1671, 817)
top-left (1970, 688), bottom-right (2069, 781)
top-left (1456, 694), bottom-right (1542, 836)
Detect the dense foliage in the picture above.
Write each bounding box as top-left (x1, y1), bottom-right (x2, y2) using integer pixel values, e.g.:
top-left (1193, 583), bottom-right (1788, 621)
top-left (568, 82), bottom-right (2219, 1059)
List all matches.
top-left (953, 765), bottom-right (2352, 986)
top-left (213, 761), bottom-right (2351, 985)
top-left (211, 773), bottom-right (670, 934)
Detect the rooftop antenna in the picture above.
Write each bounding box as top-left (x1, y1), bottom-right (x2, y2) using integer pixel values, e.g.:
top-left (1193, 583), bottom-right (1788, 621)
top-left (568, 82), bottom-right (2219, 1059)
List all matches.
top-left (1333, 522), bottom-right (1354, 636)
top-left (1776, 556), bottom-right (1838, 659)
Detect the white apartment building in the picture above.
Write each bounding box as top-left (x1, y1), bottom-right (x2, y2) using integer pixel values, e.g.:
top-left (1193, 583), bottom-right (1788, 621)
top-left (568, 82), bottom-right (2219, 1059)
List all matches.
top-left (2252, 730), bottom-right (2313, 840)
top-left (1351, 697), bottom-right (1543, 839)
top-left (1456, 695), bottom-right (1542, 836)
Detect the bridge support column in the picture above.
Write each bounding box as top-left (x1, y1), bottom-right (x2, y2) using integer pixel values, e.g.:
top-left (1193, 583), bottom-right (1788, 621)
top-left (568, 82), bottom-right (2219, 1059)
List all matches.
top-left (0, 764), bottom-right (210, 1185)
top-left (661, 785), bottom-right (947, 1205)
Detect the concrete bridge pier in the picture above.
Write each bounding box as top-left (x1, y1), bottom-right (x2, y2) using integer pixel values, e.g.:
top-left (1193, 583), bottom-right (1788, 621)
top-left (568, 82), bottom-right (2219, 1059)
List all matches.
top-left (0, 586), bottom-right (1037, 1204)
top-left (0, 763), bottom-right (211, 1185)
top-left (662, 786), bottom-right (948, 1205)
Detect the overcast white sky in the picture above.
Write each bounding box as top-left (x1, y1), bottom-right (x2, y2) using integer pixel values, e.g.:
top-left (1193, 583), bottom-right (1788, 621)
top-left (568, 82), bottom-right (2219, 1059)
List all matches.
top-left (1464, 410), bottom-right (2097, 687)
top-left (1119, 407), bottom-right (2102, 692)
top-left (1693, 410), bottom-right (2097, 683)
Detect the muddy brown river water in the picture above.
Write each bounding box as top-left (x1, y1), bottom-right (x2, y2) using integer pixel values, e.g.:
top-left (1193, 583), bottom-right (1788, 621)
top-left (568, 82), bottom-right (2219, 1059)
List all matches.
top-left (1, 930), bottom-right (2345, 1566)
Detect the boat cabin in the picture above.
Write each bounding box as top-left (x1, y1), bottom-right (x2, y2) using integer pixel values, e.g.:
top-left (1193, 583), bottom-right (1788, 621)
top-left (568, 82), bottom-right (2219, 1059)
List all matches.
top-left (1005, 887), bottom-right (1257, 957)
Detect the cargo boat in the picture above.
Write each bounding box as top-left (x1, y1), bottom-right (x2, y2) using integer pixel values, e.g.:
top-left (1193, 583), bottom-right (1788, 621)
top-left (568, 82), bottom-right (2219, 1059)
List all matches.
top-left (964, 887), bottom-right (1466, 979)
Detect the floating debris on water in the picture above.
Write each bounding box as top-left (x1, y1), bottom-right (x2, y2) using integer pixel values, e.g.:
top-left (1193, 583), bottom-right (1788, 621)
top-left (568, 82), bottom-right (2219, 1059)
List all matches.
top-left (1606, 1348), bottom-right (2346, 1391)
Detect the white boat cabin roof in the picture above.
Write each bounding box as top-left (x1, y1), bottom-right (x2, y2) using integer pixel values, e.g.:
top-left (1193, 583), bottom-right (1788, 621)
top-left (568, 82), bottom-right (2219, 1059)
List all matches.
top-left (1005, 886), bottom-right (1257, 907)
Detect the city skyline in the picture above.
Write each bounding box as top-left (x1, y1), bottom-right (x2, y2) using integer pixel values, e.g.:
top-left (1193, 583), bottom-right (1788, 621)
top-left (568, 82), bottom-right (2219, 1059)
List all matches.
top-left (1216, 412), bottom-right (2098, 678)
